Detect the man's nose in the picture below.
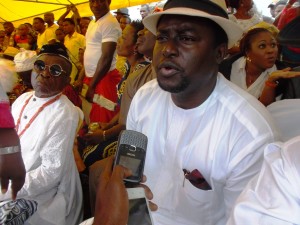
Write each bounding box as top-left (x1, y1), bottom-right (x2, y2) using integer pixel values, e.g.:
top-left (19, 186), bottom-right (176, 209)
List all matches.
top-left (162, 39), bottom-right (178, 58)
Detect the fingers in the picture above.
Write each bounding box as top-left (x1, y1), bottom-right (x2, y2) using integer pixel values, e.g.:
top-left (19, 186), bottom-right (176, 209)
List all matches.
top-left (141, 174), bottom-right (147, 183)
top-left (148, 201), bottom-right (158, 211)
top-left (102, 156), bottom-right (114, 178)
top-left (1, 178), bottom-right (9, 194)
top-left (10, 177), bottom-right (25, 200)
top-left (113, 165), bottom-right (132, 180)
top-left (138, 183), bottom-right (153, 200)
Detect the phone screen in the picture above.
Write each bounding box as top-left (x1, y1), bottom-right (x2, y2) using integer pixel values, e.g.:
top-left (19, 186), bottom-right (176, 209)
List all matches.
top-left (128, 198), bottom-right (152, 225)
top-left (119, 155), bottom-right (141, 177)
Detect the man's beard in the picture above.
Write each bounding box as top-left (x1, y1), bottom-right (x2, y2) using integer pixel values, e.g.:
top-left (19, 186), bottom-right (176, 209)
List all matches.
top-left (157, 76), bottom-right (189, 93)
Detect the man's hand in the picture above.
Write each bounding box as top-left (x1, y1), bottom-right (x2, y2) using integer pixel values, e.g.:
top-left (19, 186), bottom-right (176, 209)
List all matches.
top-left (86, 86), bottom-right (95, 103)
top-left (83, 129), bottom-right (105, 145)
top-left (72, 80), bottom-right (83, 93)
top-left (139, 175), bottom-right (158, 212)
top-left (93, 156), bottom-right (132, 225)
top-left (0, 151), bottom-right (26, 200)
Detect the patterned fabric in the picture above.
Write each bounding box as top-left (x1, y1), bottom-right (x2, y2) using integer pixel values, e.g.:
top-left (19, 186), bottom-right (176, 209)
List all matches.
top-left (0, 199), bottom-right (37, 225)
top-left (80, 136), bottom-right (118, 167)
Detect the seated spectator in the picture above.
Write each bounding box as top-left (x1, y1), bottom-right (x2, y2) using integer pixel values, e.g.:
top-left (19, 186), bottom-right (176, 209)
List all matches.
top-left (15, 24), bottom-right (30, 50)
top-left (80, 20), bottom-right (146, 169)
top-left (2, 22), bottom-right (17, 51)
top-left (27, 31), bottom-right (38, 51)
top-left (118, 27), bottom-right (156, 126)
top-left (227, 0), bottom-right (263, 55)
top-left (219, 27), bottom-right (300, 106)
top-left (114, 8), bottom-right (130, 23)
top-left (9, 50), bottom-right (37, 104)
top-left (0, 43), bottom-right (83, 225)
top-left (0, 30), bottom-right (5, 52)
top-left (79, 17), bottom-right (91, 36)
top-left (88, 27), bottom-right (156, 215)
top-left (55, 28), bottom-right (65, 44)
top-left (119, 15), bottom-right (131, 30)
top-left (227, 135), bottom-right (300, 225)
top-left (0, 59), bottom-right (32, 225)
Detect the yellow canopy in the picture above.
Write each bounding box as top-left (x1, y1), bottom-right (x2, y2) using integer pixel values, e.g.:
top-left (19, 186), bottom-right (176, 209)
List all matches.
top-left (0, 0), bottom-right (158, 26)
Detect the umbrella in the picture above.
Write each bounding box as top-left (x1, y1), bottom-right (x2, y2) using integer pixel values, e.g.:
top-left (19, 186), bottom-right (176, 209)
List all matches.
top-left (0, 0), bottom-right (159, 25)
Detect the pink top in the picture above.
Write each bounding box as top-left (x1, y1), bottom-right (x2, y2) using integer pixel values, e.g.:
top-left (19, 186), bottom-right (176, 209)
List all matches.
top-left (0, 83), bottom-right (15, 128)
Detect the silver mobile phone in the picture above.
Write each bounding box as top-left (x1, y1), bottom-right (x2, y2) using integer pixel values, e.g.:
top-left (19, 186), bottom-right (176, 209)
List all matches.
top-left (127, 187), bottom-right (154, 225)
top-left (114, 130), bottom-right (148, 183)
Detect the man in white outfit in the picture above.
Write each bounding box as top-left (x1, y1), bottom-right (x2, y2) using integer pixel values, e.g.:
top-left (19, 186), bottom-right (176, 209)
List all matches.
top-left (0, 43), bottom-right (83, 225)
top-left (125, 0), bottom-right (280, 224)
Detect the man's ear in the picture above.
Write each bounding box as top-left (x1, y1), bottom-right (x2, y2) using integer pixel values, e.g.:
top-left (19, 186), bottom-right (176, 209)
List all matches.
top-left (216, 43), bottom-right (228, 64)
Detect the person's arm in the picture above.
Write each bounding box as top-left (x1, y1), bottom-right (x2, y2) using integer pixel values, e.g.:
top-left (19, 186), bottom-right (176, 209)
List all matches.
top-left (92, 156), bottom-right (157, 225)
top-left (93, 156), bottom-right (132, 225)
top-left (85, 42), bottom-right (117, 102)
top-left (0, 115), bottom-right (78, 201)
top-left (83, 123), bottom-right (125, 145)
top-left (0, 85), bottom-right (25, 200)
top-left (70, 5), bottom-right (81, 33)
top-left (0, 128), bottom-right (25, 200)
top-left (57, 5), bottom-right (72, 26)
top-left (259, 68), bottom-right (300, 106)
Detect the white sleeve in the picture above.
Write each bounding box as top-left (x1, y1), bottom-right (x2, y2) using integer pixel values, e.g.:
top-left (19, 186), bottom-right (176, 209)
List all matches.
top-left (227, 140), bottom-right (300, 225)
top-left (0, 115), bottom-right (78, 200)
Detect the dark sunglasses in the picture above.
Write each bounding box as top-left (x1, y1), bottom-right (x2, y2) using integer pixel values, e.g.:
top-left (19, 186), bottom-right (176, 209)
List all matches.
top-left (34, 60), bottom-right (67, 77)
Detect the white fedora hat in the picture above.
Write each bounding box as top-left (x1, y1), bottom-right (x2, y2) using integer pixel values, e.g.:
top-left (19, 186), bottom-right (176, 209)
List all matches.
top-left (143, 0), bottom-right (243, 48)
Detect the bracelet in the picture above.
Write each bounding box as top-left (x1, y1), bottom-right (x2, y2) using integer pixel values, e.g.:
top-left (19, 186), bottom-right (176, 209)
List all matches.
top-left (0, 146), bottom-right (20, 155)
top-left (265, 81), bottom-right (278, 88)
top-left (103, 130), bottom-right (106, 141)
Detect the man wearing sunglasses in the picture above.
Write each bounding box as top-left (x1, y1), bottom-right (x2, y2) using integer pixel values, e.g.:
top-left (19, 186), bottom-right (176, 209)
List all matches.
top-left (0, 42), bottom-right (83, 225)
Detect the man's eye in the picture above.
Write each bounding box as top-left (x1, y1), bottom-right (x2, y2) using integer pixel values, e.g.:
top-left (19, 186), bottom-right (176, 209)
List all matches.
top-left (179, 36), bottom-right (195, 43)
top-left (156, 35), bottom-right (167, 42)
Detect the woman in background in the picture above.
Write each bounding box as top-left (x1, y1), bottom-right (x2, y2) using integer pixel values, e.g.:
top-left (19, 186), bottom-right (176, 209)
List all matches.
top-left (220, 27), bottom-right (300, 106)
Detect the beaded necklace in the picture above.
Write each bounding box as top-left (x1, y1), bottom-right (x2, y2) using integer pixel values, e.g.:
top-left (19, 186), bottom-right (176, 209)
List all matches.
top-left (15, 93), bottom-right (62, 137)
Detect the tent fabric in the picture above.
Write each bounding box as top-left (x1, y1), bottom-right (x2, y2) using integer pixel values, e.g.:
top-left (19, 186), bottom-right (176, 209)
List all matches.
top-left (0, 0), bottom-right (158, 26)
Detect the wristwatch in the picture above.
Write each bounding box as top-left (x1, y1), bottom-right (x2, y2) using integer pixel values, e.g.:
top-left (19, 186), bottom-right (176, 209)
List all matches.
top-left (0, 146), bottom-right (20, 155)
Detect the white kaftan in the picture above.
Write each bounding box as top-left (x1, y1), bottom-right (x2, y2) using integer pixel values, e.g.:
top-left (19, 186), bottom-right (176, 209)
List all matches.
top-left (126, 74), bottom-right (280, 225)
top-left (0, 92), bottom-right (83, 225)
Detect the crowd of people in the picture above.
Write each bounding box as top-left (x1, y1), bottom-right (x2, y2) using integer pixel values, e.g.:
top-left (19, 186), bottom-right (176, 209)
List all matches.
top-left (1, 0), bottom-right (300, 224)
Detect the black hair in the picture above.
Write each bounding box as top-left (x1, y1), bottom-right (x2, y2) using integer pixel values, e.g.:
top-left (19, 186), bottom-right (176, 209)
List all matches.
top-left (39, 42), bottom-right (70, 60)
top-left (63, 18), bottom-right (75, 26)
top-left (3, 22), bottom-right (14, 27)
top-left (129, 20), bottom-right (144, 44)
top-left (81, 17), bottom-right (92, 21)
top-left (33, 17), bottom-right (45, 24)
top-left (239, 28), bottom-right (273, 55)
